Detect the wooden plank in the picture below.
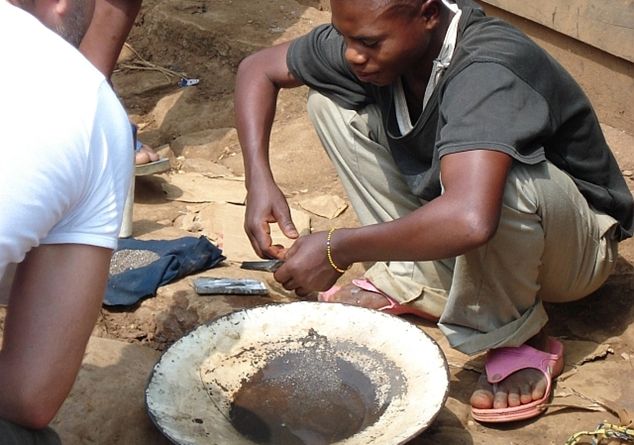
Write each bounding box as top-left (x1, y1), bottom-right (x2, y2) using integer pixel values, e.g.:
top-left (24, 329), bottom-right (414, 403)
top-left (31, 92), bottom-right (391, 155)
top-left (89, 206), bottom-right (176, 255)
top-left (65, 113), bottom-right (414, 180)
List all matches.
top-left (477, 2), bottom-right (634, 134)
top-left (477, 0), bottom-right (634, 63)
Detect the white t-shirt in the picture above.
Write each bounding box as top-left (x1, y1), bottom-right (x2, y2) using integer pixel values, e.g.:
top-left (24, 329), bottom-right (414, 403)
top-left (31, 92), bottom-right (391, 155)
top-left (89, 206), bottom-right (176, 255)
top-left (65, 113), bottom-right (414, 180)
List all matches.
top-left (0, 3), bottom-right (134, 278)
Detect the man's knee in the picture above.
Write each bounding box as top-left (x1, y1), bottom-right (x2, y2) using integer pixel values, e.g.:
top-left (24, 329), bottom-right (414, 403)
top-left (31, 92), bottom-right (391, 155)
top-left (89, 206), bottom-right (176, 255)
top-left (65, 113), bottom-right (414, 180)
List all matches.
top-left (306, 89), bottom-right (337, 121)
top-left (306, 90), bottom-right (380, 144)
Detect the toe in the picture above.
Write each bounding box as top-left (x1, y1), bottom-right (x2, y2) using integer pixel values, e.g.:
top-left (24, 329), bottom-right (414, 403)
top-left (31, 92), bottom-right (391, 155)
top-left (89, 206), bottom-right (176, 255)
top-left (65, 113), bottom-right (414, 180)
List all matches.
top-left (135, 145), bottom-right (160, 165)
top-left (519, 382), bottom-right (534, 404)
top-left (507, 388), bottom-right (522, 407)
top-left (142, 145), bottom-right (160, 162)
top-left (135, 151), bottom-right (151, 165)
top-left (470, 374), bottom-right (494, 409)
top-left (531, 376), bottom-right (548, 400)
top-left (493, 386), bottom-right (509, 409)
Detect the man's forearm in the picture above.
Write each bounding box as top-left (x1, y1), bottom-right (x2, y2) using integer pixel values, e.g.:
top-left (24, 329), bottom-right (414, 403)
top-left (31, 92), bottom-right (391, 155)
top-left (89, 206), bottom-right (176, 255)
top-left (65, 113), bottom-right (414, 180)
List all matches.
top-left (329, 196), bottom-right (493, 269)
top-left (331, 149), bottom-right (511, 267)
top-left (0, 245), bottom-right (111, 429)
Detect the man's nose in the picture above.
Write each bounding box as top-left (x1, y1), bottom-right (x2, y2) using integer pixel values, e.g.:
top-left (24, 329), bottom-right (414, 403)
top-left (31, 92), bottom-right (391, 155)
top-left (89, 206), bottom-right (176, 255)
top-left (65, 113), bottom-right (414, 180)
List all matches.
top-left (344, 44), bottom-right (368, 66)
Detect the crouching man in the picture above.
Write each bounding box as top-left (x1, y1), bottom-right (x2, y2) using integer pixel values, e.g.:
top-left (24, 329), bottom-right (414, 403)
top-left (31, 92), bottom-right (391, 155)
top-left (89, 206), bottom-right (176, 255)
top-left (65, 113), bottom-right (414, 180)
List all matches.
top-left (235, 0), bottom-right (633, 424)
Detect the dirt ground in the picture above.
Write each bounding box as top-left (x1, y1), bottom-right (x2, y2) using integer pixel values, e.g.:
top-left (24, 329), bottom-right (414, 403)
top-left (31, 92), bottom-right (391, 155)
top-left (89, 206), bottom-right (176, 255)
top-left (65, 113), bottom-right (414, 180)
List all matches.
top-left (2, 0), bottom-right (633, 444)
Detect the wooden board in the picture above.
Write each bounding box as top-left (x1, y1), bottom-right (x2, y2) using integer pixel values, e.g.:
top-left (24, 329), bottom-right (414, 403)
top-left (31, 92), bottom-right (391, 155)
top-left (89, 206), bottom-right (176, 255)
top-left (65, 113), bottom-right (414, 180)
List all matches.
top-left (477, 0), bottom-right (634, 63)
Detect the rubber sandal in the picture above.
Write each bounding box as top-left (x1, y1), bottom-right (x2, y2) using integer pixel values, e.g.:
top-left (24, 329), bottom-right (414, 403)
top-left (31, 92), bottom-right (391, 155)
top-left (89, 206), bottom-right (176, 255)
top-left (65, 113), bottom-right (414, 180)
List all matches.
top-left (135, 157), bottom-right (170, 176)
top-left (318, 278), bottom-right (439, 322)
top-left (471, 336), bottom-right (565, 423)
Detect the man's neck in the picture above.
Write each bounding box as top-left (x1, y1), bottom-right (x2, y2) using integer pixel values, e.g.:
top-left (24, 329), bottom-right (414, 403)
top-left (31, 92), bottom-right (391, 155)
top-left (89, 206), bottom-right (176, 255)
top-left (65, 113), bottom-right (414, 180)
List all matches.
top-left (402, 8), bottom-right (455, 100)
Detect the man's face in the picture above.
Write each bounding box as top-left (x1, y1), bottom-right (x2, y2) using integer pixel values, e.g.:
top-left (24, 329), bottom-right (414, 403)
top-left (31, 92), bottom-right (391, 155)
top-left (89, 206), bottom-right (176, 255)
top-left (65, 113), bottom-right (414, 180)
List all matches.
top-left (331, 0), bottom-right (434, 86)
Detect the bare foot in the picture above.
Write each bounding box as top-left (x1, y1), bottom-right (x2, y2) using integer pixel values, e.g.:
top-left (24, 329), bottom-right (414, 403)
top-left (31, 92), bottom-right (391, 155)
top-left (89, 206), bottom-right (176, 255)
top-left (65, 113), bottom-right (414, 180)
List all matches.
top-left (135, 143), bottom-right (160, 165)
top-left (324, 283), bottom-right (389, 310)
top-left (470, 368), bottom-right (548, 409)
top-left (470, 332), bottom-right (551, 410)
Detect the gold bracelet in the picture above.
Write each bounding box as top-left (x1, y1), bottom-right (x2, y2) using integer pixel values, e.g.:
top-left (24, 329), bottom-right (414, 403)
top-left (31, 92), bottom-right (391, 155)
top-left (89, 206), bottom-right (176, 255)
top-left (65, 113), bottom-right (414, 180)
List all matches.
top-left (326, 228), bottom-right (349, 274)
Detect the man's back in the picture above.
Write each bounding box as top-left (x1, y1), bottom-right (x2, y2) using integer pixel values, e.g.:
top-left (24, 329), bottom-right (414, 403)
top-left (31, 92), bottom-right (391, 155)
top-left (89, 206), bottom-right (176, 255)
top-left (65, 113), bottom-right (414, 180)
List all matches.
top-left (0, 2), bottom-right (133, 277)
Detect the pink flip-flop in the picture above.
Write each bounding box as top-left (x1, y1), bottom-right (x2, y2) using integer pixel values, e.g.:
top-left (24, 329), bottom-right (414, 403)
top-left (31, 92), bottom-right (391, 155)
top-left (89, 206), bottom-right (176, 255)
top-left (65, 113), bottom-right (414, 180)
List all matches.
top-left (318, 278), bottom-right (439, 322)
top-left (471, 336), bottom-right (565, 423)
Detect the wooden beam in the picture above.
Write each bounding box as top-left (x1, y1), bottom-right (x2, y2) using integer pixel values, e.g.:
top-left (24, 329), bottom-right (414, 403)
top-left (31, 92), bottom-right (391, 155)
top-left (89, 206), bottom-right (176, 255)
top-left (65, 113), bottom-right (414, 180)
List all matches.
top-left (477, 0), bottom-right (634, 63)
top-left (477, 2), bottom-right (634, 134)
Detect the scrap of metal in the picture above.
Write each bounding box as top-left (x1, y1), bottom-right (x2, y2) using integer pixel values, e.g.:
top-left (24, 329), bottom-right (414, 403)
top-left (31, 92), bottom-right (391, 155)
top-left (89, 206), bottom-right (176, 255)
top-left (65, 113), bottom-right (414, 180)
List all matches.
top-left (178, 77), bottom-right (200, 87)
top-left (565, 422), bottom-right (634, 445)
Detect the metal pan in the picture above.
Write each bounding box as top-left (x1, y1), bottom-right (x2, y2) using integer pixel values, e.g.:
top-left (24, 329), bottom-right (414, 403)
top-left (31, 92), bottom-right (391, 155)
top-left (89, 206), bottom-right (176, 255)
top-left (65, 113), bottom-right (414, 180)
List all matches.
top-left (145, 302), bottom-right (449, 445)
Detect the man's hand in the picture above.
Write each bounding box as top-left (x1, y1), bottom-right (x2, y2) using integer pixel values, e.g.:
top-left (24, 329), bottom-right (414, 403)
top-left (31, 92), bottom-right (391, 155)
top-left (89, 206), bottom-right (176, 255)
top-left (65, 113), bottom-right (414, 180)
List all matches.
top-left (244, 179), bottom-right (299, 259)
top-left (273, 231), bottom-right (343, 296)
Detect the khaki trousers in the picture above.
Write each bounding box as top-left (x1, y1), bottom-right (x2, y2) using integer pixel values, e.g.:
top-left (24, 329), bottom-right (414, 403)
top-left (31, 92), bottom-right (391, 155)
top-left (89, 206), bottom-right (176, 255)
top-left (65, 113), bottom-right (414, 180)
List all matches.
top-left (307, 90), bottom-right (619, 355)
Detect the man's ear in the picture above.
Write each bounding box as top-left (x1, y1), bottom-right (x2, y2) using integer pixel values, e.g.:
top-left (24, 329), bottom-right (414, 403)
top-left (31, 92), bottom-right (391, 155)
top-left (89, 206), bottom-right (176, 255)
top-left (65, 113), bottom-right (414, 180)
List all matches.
top-left (419, 0), bottom-right (444, 30)
top-left (420, 0), bottom-right (442, 22)
top-left (31, 0), bottom-right (69, 27)
top-left (52, 0), bottom-right (71, 15)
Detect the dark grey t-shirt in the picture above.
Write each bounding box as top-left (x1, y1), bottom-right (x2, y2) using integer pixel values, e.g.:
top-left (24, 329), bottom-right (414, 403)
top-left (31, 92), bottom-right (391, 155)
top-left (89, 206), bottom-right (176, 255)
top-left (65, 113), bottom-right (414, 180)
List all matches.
top-left (287, 1), bottom-right (634, 240)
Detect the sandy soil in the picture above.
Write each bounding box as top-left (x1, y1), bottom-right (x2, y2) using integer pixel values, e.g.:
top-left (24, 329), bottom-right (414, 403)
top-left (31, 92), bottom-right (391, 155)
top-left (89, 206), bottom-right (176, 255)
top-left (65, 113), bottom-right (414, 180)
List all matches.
top-left (2, 1), bottom-right (633, 444)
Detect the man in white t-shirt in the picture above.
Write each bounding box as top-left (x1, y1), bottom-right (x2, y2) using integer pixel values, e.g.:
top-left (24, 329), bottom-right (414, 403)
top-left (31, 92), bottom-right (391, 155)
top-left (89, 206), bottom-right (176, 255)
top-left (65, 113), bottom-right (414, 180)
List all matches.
top-left (0, 0), bottom-right (133, 442)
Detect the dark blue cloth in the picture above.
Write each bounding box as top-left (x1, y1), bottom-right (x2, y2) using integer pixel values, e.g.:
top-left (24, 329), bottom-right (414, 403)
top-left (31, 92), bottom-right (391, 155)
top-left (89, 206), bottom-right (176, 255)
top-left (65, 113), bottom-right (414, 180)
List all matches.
top-left (105, 236), bottom-right (225, 306)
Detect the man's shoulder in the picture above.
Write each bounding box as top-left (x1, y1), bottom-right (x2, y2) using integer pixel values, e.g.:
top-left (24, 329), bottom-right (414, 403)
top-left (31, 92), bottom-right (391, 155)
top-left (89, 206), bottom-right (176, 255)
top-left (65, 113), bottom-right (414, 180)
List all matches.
top-left (288, 24), bottom-right (343, 60)
top-left (457, 9), bottom-right (546, 65)
top-left (1, 2), bottom-right (129, 169)
top-left (1, 2), bottom-right (106, 97)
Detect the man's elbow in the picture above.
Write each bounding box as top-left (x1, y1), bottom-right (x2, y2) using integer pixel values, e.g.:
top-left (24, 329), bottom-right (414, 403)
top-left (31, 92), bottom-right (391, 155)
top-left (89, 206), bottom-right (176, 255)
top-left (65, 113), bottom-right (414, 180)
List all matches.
top-left (237, 51), bottom-right (270, 82)
top-left (2, 379), bottom-right (66, 429)
top-left (237, 52), bottom-right (257, 75)
top-left (460, 211), bottom-right (499, 249)
top-left (6, 396), bottom-right (61, 430)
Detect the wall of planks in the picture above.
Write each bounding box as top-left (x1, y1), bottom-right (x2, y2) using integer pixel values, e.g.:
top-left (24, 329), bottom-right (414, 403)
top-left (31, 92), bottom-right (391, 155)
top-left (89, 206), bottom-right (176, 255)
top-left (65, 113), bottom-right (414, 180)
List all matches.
top-left (477, 0), bottom-right (634, 134)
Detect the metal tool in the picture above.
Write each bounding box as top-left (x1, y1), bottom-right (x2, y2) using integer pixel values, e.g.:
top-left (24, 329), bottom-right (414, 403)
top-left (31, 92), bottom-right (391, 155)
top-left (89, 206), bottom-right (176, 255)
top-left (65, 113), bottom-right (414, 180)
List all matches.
top-left (193, 277), bottom-right (268, 295)
top-left (240, 259), bottom-right (283, 272)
